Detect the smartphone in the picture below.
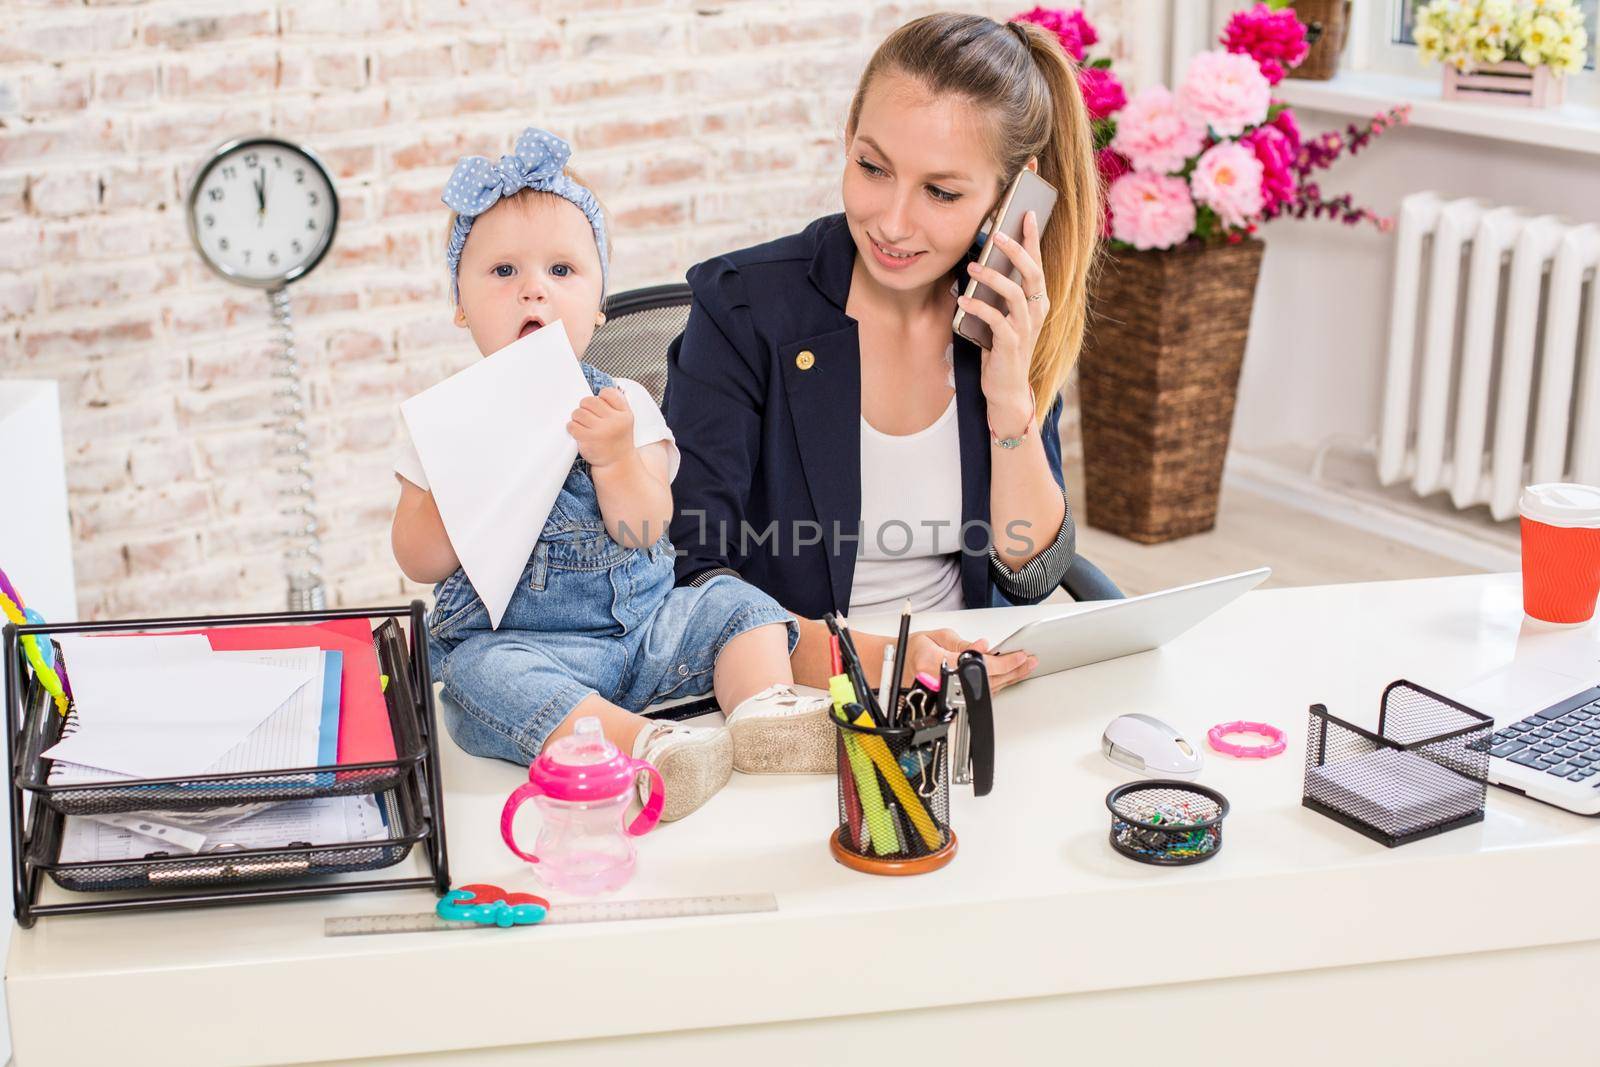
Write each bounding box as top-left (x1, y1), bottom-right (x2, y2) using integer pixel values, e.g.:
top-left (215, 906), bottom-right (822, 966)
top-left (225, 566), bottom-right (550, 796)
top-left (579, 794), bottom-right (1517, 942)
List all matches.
top-left (952, 168), bottom-right (1058, 350)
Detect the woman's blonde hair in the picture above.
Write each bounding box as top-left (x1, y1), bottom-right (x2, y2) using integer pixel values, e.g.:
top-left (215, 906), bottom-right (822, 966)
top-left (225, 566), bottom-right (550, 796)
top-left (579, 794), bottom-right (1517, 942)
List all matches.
top-left (846, 14), bottom-right (1099, 422)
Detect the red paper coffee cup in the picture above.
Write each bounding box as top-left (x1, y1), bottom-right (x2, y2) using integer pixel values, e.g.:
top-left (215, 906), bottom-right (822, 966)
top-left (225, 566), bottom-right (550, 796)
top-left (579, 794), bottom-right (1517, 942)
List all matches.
top-left (1519, 483), bottom-right (1600, 625)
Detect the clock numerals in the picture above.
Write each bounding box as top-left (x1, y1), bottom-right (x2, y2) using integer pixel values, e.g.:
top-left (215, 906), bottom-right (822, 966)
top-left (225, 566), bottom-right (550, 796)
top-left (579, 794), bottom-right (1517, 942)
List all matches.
top-left (193, 141), bottom-right (336, 283)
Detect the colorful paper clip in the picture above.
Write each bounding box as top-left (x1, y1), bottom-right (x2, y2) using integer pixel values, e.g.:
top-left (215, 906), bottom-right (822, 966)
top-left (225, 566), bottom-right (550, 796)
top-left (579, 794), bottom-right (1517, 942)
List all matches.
top-left (435, 883), bottom-right (549, 927)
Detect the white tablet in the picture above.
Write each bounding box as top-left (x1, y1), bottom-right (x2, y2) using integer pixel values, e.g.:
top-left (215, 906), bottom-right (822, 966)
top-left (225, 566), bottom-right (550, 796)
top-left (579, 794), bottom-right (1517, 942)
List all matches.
top-left (992, 568), bottom-right (1271, 678)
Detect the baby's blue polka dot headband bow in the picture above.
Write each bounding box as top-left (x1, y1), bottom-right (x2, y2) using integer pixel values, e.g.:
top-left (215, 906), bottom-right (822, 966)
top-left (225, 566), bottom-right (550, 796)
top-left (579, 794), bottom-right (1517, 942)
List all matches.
top-left (441, 127), bottom-right (609, 300)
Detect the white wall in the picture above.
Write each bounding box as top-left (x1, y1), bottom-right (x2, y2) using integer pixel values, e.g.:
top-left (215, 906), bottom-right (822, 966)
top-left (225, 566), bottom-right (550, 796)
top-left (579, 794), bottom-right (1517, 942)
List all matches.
top-left (1232, 117), bottom-right (1600, 455)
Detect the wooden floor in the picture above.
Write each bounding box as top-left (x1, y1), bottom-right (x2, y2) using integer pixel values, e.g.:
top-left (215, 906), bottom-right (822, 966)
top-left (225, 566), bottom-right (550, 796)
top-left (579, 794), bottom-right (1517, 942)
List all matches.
top-left (1051, 465), bottom-right (1487, 601)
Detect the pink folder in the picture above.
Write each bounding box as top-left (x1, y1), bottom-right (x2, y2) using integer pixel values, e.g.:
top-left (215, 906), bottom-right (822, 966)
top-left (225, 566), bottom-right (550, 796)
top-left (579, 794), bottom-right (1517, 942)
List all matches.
top-left (182, 619), bottom-right (396, 764)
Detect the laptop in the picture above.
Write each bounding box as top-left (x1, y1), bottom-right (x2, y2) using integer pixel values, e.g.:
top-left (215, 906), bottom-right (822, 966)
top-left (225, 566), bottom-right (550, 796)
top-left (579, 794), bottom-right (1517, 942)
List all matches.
top-left (991, 568), bottom-right (1271, 678)
top-left (1487, 685), bottom-right (1600, 816)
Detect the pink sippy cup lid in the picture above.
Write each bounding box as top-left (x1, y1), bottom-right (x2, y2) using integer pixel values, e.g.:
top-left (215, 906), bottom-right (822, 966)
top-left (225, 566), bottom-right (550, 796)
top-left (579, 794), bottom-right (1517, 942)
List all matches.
top-left (529, 717), bottom-right (644, 803)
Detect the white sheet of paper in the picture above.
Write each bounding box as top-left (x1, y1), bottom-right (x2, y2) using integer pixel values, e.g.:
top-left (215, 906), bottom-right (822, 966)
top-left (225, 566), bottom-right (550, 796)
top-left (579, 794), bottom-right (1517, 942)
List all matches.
top-left (49, 647), bottom-right (326, 785)
top-left (59, 794), bottom-right (387, 862)
top-left (400, 320), bottom-right (591, 629)
top-left (41, 660), bottom-right (317, 779)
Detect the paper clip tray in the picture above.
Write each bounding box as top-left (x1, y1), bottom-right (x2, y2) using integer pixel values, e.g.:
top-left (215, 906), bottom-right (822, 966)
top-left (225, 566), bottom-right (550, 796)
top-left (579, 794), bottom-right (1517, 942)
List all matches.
top-left (11, 616), bottom-right (428, 817)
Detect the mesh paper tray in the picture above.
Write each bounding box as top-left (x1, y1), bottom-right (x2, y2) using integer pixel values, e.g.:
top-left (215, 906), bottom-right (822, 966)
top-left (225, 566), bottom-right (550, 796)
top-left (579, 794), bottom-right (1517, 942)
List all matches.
top-left (32, 782), bottom-right (423, 894)
top-left (14, 619), bottom-right (427, 817)
top-left (1303, 679), bottom-right (1492, 848)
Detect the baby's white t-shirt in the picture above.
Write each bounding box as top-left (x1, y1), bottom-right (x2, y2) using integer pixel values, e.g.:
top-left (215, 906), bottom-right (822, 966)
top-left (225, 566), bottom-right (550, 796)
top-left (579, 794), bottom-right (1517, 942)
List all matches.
top-left (394, 377), bottom-right (680, 490)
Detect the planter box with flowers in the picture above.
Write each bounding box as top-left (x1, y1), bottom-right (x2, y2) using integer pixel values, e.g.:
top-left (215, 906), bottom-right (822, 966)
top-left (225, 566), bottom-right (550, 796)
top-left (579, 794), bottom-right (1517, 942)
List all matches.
top-left (1417, 0), bottom-right (1589, 108)
top-left (1017, 3), bottom-right (1410, 543)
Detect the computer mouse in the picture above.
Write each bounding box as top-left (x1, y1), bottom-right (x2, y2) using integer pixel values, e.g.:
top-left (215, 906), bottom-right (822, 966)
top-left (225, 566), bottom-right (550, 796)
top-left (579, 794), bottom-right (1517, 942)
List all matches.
top-left (1102, 714), bottom-right (1203, 778)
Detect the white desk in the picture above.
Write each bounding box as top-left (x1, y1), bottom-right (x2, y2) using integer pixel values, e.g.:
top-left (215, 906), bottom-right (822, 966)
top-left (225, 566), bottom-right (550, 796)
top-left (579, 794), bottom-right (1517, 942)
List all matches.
top-left (8, 573), bottom-right (1600, 1066)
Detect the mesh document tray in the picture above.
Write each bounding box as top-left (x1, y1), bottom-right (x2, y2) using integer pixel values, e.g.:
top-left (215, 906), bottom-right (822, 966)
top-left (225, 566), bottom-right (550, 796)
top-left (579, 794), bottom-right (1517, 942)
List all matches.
top-left (31, 777), bottom-right (425, 894)
top-left (13, 618), bottom-right (428, 816)
top-left (1303, 679), bottom-right (1492, 848)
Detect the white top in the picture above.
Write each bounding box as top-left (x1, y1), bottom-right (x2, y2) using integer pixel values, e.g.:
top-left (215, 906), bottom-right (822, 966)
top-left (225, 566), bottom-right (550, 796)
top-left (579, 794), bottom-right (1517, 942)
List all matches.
top-left (11, 575), bottom-right (1600, 1066)
top-left (851, 393), bottom-right (964, 616)
top-left (393, 376), bottom-right (680, 489)
top-left (1520, 482), bottom-right (1600, 527)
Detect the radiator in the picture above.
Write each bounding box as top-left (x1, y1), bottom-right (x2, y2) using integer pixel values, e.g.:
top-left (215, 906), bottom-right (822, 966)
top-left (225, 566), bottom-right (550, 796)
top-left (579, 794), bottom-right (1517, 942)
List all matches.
top-left (1378, 191), bottom-right (1600, 520)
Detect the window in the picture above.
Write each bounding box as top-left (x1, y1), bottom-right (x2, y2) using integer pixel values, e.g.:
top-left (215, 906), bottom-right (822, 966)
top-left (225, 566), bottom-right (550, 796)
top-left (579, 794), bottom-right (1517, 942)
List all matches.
top-left (1393, 0), bottom-right (1597, 71)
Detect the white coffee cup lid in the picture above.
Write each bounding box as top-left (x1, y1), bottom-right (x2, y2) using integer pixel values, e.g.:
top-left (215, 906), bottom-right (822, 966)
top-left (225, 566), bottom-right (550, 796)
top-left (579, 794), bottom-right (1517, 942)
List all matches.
top-left (1520, 483), bottom-right (1600, 527)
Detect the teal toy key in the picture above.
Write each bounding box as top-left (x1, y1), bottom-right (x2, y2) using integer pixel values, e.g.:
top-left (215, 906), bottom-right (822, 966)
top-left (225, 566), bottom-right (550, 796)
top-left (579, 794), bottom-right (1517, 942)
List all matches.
top-left (435, 883), bottom-right (549, 927)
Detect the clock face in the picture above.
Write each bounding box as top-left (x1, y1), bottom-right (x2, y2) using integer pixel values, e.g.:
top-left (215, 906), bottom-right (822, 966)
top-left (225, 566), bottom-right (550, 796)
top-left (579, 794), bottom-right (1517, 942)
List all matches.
top-left (188, 137), bottom-right (338, 287)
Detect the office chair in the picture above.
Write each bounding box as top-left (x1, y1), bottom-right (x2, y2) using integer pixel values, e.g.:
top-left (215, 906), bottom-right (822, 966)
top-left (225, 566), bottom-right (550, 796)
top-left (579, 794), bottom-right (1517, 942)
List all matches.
top-left (591, 283), bottom-right (1124, 604)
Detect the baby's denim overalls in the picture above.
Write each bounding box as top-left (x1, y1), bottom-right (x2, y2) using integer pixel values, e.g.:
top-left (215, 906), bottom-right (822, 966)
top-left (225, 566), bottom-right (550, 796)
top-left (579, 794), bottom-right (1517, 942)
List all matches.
top-left (427, 363), bottom-right (796, 766)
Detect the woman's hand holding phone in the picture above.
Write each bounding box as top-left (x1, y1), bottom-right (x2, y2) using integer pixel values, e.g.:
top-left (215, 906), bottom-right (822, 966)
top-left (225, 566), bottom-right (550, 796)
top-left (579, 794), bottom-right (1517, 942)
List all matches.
top-left (957, 210), bottom-right (1049, 440)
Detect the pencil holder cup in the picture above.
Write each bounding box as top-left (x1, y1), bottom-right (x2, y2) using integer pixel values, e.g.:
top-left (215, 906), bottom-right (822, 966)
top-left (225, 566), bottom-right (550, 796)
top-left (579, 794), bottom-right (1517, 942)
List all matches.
top-left (829, 707), bottom-right (956, 875)
top-left (1302, 680), bottom-right (1491, 848)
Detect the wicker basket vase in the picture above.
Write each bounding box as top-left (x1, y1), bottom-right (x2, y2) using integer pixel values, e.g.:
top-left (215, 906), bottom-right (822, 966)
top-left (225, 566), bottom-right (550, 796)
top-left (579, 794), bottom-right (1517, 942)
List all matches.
top-left (1077, 239), bottom-right (1266, 544)
top-left (1286, 0), bottom-right (1351, 81)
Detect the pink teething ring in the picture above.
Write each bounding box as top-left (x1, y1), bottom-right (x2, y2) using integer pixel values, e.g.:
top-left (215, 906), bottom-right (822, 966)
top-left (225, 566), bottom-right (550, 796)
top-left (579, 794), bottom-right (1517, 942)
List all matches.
top-left (1207, 720), bottom-right (1286, 759)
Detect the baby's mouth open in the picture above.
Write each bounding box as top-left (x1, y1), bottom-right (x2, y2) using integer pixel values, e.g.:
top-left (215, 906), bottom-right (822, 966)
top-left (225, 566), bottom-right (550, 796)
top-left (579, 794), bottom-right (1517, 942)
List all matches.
top-left (519, 315), bottom-right (546, 338)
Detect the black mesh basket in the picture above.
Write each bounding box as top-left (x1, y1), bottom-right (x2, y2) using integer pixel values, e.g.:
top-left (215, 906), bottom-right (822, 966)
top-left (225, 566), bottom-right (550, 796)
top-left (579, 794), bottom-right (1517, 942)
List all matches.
top-left (1106, 780), bottom-right (1229, 865)
top-left (830, 707), bottom-right (956, 875)
top-left (15, 619), bottom-right (426, 816)
top-left (34, 785), bottom-right (421, 893)
top-left (1303, 679), bottom-right (1492, 847)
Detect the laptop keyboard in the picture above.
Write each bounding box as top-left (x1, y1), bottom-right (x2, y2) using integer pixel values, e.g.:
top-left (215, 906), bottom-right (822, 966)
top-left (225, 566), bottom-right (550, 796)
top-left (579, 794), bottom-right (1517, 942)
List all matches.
top-left (1490, 696), bottom-right (1600, 784)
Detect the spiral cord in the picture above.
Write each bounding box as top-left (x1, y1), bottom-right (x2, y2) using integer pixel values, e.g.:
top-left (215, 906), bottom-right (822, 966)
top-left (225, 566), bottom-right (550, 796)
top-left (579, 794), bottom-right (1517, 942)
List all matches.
top-left (268, 286), bottom-right (326, 611)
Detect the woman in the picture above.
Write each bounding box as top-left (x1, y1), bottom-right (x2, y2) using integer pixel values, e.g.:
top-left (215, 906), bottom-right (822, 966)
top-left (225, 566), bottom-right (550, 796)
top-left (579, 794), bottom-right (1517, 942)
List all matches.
top-left (663, 13), bottom-right (1099, 763)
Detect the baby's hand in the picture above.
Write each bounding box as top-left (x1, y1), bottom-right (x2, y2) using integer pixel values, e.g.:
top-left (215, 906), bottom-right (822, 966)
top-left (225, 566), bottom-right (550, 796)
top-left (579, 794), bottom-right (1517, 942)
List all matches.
top-left (568, 387), bottom-right (635, 469)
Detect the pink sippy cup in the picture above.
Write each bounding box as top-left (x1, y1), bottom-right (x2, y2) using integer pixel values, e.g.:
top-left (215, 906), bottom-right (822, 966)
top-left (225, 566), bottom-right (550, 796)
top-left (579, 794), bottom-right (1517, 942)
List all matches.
top-left (500, 716), bottom-right (664, 895)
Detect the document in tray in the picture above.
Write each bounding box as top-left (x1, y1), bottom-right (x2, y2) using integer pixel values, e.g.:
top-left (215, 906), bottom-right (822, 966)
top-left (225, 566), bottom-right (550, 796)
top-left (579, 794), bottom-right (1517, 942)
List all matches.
top-left (400, 320), bottom-right (591, 629)
top-left (41, 639), bottom-right (319, 779)
top-left (59, 793), bottom-right (389, 862)
top-left (47, 648), bottom-right (338, 786)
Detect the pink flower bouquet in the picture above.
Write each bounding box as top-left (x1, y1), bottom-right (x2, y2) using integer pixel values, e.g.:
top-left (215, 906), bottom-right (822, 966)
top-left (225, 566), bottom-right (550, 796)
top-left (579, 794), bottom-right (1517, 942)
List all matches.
top-left (1017, 3), bottom-right (1411, 251)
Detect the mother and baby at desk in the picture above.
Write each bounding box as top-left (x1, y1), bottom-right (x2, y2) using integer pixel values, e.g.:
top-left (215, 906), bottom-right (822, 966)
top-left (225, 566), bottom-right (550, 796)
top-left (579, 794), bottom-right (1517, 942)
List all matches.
top-left (391, 14), bottom-right (1114, 823)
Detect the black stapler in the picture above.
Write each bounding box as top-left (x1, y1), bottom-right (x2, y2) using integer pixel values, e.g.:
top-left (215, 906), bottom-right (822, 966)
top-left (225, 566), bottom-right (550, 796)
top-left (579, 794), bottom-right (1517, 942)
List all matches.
top-left (948, 649), bottom-right (995, 796)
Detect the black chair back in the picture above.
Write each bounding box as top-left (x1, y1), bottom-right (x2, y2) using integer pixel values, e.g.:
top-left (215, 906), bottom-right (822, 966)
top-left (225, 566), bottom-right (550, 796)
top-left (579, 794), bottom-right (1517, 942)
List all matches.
top-left (589, 283), bottom-right (693, 406)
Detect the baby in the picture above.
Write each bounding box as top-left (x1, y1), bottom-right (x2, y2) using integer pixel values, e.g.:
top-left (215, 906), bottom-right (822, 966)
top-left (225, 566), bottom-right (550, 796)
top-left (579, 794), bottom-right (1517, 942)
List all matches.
top-left (392, 129), bottom-right (832, 820)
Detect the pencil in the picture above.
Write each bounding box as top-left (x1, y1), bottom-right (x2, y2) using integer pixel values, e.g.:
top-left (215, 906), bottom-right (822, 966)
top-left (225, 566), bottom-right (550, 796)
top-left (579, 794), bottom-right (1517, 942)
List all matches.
top-left (877, 645), bottom-right (895, 724)
top-left (886, 599), bottom-right (911, 725)
top-left (835, 616), bottom-right (879, 723)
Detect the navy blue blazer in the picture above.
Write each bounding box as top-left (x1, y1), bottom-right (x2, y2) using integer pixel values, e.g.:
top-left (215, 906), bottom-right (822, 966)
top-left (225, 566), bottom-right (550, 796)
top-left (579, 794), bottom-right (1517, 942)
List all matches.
top-left (663, 213), bottom-right (1075, 620)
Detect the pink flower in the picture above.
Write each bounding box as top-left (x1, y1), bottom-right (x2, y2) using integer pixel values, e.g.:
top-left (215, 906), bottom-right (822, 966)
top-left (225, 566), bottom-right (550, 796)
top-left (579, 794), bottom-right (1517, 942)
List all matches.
top-left (1177, 50), bottom-right (1271, 138)
top-left (1096, 148), bottom-right (1130, 236)
top-left (1078, 65), bottom-right (1127, 119)
top-left (1220, 2), bottom-right (1309, 85)
top-left (1268, 103), bottom-right (1301, 156)
top-left (1190, 141), bottom-right (1265, 228)
top-left (1242, 125), bottom-right (1295, 212)
top-left (1013, 6), bottom-right (1098, 61)
top-left (1107, 170), bottom-right (1196, 250)
top-left (1109, 85), bottom-right (1206, 174)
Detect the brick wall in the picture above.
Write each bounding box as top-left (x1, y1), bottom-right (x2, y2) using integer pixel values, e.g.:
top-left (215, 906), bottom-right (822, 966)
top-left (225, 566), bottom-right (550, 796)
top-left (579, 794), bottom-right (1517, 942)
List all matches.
top-left (0, 0), bottom-right (1130, 620)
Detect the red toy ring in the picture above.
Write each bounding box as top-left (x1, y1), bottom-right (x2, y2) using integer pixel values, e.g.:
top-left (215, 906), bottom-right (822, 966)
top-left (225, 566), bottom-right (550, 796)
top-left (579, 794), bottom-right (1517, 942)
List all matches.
top-left (1207, 720), bottom-right (1286, 759)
